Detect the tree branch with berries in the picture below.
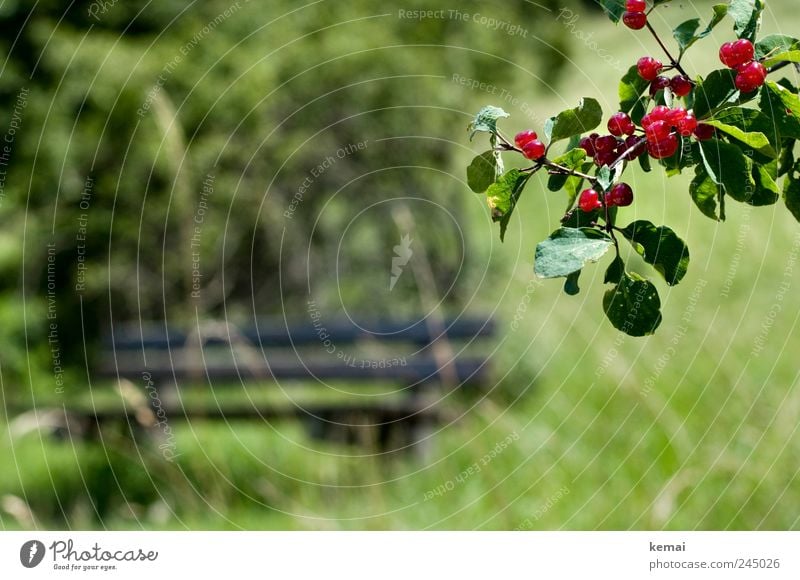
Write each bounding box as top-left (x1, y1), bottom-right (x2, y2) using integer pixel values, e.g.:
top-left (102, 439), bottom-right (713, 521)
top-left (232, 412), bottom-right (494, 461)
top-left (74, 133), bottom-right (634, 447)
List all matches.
top-left (467, 0), bottom-right (800, 337)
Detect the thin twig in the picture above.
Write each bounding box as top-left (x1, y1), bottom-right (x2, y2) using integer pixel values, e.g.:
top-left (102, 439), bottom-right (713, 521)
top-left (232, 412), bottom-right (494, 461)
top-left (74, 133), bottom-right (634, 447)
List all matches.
top-left (645, 21), bottom-right (689, 78)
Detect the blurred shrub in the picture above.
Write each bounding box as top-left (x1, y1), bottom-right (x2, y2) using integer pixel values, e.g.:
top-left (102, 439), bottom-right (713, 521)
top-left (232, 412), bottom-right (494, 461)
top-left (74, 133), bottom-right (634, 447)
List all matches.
top-left (0, 0), bottom-right (577, 394)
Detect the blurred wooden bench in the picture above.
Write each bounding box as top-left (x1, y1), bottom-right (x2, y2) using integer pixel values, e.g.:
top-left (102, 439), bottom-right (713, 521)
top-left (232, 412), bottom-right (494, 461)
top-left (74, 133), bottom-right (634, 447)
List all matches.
top-left (77, 317), bottom-right (495, 453)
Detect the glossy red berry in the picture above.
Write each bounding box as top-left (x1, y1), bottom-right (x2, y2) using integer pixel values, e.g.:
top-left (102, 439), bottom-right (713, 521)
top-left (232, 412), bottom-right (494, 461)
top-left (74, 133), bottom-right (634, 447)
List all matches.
top-left (735, 61), bottom-right (767, 92)
top-left (677, 113), bottom-right (698, 137)
top-left (594, 135), bottom-right (619, 153)
top-left (645, 120), bottom-right (672, 142)
top-left (670, 75), bottom-right (693, 97)
top-left (607, 183), bottom-right (634, 207)
top-left (647, 133), bottom-right (679, 159)
top-left (622, 11), bottom-right (647, 30)
top-left (720, 39), bottom-right (755, 68)
top-left (514, 130), bottom-right (538, 149)
top-left (650, 75), bottom-right (671, 95)
top-left (637, 56), bottom-right (663, 81)
top-left (522, 139), bottom-right (546, 160)
top-left (608, 112), bottom-right (636, 136)
top-left (579, 136), bottom-right (596, 157)
top-left (623, 135), bottom-right (646, 160)
top-left (578, 188), bottom-right (603, 212)
top-left (595, 149), bottom-right (617, 167)
top-left (693, 123), bottom-right (715, 141)
top-left (626, 0), bottom-right (647, 11)
top-left (666, 106), bottom-right (688, 126)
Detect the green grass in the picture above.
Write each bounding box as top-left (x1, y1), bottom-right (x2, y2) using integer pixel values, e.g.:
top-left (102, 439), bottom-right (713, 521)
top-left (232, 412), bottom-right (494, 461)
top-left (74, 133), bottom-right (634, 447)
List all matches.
top-left (2, 1), bottom-right (800, 530)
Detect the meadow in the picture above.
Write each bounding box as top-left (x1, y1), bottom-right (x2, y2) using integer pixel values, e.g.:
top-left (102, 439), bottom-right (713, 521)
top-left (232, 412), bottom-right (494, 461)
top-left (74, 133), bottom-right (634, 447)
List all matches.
top-left (1, 0), bottom-right (799, 530)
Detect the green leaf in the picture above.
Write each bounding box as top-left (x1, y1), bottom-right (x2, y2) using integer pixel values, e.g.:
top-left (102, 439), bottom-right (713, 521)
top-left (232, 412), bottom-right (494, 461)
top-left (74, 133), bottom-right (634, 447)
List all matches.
top-left (756, 34), bottom-right (800, 59)
top-left (600, 0), bottom-right (626, 23)
top-left (710, 107), bottom-right (780, 153)
top-left (562, 208), bottom-right (599, 229)
top-left (534, 227), bottom-right (613, 279)
top-left (763, 50), bottom-right (800, 69)
top-left (547, 148), bottom-right (587, 192)
top-left (749, 161), bottom-right (780, 206)
top-left (604, 255), bottom-right (625, 285)
top-left (674, 4), bottom-right (729, 62)
top-left (564, 270), bottom-right (581, 296)
top-left (702, 120), bottom-right (775, 157)
top-left (603, 272), bottom-right (663, 337)
top-left (765, 81), bottom-right (800, 118)
top-left (729, 0), bottom-right (764, 42)
top-left (759, 82), bottom-right (800, 140)
top-left (545, 98), bottom-right (602, 144)
top-left (485, 169), bottom-right (531, 241)
top-left (562, 170), bottom-right (589, 213)
top-left (673, 19), bottom-right (701, 55)
top-left (698, 138), bottom-right (755, 202)
top-left (779, 139), bottom-right (796, 177)
top-left (689, 167), bottom-right (722, 220)
top-left (469, 106), bottom-right (509, 140)
top-left (597, 165), bottom-right (613, 190)
top-left (619, 65), bottom-right (649, 124)
top-left (467, 151), bottom-right (500, 193)
top-left (638, 151), bottom-right (652, 172)
top-left (620, 221), bottom-right (690, 286)
top-left (693, 69), bottom-right (736, 119)
top-left (784, 162), bottom-right (800, 222)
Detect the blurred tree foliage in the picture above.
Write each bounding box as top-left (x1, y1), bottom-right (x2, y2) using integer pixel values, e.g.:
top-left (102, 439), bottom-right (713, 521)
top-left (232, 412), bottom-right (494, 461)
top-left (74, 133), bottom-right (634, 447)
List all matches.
top-left (0, 0), bottom-right (576, 394)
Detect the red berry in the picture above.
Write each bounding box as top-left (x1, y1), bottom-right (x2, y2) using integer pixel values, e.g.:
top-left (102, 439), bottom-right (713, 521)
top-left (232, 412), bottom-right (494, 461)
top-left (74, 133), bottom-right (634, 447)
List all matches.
top-left (595, 149), bottom-right (617, 167)
top-left (666, 106), bottom-right (687, 126)
top-left (579, 136), bottom-right (596, 157)
top-left (578, 188), bottom-right (603, 212)
top-left (623, 135), bottom-right (646, 161)
top-left (637, 56), bottom-right (663, 81)
top-left (608, 112), bottom-right (636, 137)
top-left (626, 0), bottom-right (647, 11)
top-left (670, 75), bottom-right (693, 97)
top-left (514, 130), bottom-right (538, 149)
top-left (720, 39), bottom-right (755, 68)
top-left (650, 75), bottom-right (671, 95)
top-left (732, 39), bottom-right (755, 64)
top-left (652, 105), bottom-right (671, 119)
top-left (622, 11), bottom-right (647, 30)
top-left (594, 135), bottom-right (619, 153)
top-left (719, 42), bottom-right (736, 67)
top-left (645, 120), bottom-right (672, 142)
top-left (693, 123), bottom-right (715, 141)
top-left (522, 139), bottom-right (546, 160)
top-left (677, 113), bottom-right (698, 137)
top-left (642, 105), bottom-right (670, 130)
top-left (607, 183), bottom-right (634, 207)
top-left (647, 133), bottom-right (679, 159)
top-left (735, 61), bottom-right (767, 92)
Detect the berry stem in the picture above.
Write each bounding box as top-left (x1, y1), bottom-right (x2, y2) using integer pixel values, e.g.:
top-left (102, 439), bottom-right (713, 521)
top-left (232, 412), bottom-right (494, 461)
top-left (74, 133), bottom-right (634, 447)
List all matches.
top-left (610, 136), bottom-right (647, 170)
top-left (544, 160), bottom-right (597, 182)
top-left (602, 196), bottom-right (622, 259)
top-left (768, 60), bottom-right (797, 74)
top-left (645, 21), bottom-right (689, 78)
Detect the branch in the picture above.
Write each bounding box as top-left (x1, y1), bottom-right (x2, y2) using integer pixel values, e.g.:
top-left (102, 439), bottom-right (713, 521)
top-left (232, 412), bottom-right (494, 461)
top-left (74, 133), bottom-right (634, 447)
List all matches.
top-left (645, 21), bottom-right (689, 78)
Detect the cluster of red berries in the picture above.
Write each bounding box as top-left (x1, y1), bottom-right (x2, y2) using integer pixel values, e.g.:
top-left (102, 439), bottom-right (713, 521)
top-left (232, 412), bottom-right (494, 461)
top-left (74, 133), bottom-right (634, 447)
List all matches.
top-left (636, 57), bottom-right (692, 97)
top-left (719, 39), bottom-right (766, 93)
top-left (579, 113), bottom-right (644, 167)
top-left (641, 105), bottom-right (714, 158)
top-left (622, 0), bottom-right (648, 30)
top-left (578, 183), bottom-right (634, 213)
top-left (514, 130), bottom-right (546, 160)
